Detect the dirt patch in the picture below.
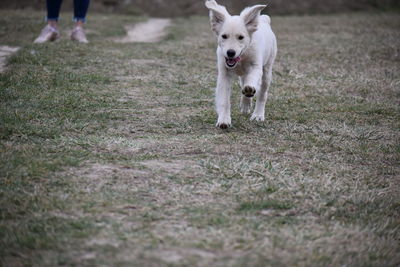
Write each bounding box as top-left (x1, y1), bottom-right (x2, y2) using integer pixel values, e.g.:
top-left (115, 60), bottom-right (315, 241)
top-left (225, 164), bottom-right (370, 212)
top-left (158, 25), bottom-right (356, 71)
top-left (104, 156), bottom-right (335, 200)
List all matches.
top-left (151, 248), bottom-right (216, 264)
top-left (141, 159), bottom-right (201, 175)
top-left (114, 18), bottom-right (171, 43)
top-left (0, 45), bottom-right (19, 73)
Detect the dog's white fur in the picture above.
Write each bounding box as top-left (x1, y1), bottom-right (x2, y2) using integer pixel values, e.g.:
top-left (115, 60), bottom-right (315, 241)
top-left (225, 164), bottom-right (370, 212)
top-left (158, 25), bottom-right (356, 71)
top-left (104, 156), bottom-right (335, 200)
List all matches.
top-left (205, 0), bottom-right (277, 128)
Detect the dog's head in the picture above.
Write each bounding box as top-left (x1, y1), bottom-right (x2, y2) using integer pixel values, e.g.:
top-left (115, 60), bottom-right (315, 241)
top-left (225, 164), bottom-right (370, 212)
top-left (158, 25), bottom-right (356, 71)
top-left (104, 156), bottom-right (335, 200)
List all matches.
top-left (205, 0), bottom-right (266, 69)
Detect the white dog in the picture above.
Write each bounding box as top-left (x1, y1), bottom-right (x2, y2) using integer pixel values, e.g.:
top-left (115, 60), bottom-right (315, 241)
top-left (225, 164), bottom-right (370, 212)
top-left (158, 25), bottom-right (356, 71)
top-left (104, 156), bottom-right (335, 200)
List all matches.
top-left (205, 0), bottom-right (277, 128)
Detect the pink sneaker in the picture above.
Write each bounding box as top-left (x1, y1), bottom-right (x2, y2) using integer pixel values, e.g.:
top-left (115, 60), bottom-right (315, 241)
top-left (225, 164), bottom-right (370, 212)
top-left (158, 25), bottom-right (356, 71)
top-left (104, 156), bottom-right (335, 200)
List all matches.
top-left (71, 26), bottom-right (89, 43)
top-left (34, 25), bottom-right (60, 43)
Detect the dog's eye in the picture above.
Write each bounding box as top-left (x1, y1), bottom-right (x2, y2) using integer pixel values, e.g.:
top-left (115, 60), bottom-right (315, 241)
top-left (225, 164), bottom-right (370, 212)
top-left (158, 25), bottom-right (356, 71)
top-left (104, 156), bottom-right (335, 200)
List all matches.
top-left (238, 35), bottom-right (244, 40)
top-left (221, 34), bottom-right (228, 39)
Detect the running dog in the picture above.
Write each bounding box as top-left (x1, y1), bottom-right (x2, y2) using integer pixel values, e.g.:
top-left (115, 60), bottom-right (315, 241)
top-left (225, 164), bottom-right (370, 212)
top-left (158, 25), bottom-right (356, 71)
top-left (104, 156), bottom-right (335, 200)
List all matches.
top-left (205, 0), bottom-right (277, 128)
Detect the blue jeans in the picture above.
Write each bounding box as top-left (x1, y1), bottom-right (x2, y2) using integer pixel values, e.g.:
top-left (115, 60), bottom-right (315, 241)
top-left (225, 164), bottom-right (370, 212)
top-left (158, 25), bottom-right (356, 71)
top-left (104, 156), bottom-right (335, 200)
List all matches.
top-left (47, 0), bottom-right (90, 22)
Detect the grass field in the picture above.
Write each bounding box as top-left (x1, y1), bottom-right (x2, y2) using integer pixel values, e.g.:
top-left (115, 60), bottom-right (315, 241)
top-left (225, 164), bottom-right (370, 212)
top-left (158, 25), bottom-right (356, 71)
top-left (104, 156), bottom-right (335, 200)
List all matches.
top-left (1, 9), bottom-right (399, 266)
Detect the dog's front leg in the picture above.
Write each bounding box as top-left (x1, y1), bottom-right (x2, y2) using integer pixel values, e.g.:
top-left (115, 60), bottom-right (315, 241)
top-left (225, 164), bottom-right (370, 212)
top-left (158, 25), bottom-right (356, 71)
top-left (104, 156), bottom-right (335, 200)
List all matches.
top-left (242, 65), bottom-right (263, 98)
top-left (239, 77), bottom-right (252, 114)
top-left (215, 68), bottom-right (233, 129)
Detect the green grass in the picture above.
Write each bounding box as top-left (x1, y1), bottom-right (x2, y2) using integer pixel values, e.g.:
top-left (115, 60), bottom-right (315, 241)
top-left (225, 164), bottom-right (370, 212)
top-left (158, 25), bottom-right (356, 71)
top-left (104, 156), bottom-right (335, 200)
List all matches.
top-left (1, 9), bottom-right (399, 266)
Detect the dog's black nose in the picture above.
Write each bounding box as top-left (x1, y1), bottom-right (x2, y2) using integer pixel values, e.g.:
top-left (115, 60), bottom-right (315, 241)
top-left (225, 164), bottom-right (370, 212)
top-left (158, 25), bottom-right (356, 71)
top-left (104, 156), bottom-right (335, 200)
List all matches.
top-left (227, 49), bottom-right (236, 58)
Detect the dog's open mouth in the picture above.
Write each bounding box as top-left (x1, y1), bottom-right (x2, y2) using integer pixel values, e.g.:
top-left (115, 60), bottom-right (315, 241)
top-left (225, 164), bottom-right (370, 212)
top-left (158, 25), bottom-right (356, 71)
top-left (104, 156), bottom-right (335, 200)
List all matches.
top-left (225, 57), bottom-right (241, 68)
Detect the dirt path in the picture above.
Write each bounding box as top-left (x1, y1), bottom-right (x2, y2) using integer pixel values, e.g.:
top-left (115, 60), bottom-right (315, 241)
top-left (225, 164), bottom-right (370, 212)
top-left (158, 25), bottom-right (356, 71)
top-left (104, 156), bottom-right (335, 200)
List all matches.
top-left (0, 45), bottom-right (19, 73)
top-left (114, 18), bottom-right (171, 43)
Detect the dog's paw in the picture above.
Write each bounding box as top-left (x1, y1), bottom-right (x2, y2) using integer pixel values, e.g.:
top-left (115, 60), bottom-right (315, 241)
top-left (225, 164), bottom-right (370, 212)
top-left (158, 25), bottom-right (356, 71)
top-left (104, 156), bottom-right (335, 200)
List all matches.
top-left (216, 116), bottom-right (231, 129)
top-left (242, 86), bottom-right (256, 98)
top-left (217, 123), bottom-right (230, 129)
top-left (250, 113), bottom-right (265, 122)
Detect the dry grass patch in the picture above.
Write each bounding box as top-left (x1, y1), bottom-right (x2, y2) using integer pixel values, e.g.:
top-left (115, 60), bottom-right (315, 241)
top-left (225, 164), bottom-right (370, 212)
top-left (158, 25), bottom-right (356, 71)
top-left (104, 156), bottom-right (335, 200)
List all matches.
top-left (0, 10), bottom-right (399, 266)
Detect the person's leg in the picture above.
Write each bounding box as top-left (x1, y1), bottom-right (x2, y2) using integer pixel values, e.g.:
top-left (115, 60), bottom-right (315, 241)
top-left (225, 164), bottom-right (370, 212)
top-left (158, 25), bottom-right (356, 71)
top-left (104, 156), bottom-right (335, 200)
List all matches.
top-left (47, 0), bottom-right (63, 25)
top-left (33, 0), bottom-right (62, 43)
top-left (73, 0), bottom-right (90, 24)
top-left (71, 0), bottom-right (90, 43)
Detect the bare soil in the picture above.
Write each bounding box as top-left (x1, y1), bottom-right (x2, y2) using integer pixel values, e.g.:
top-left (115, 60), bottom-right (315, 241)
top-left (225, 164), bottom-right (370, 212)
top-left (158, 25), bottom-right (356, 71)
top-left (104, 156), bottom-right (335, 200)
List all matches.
top-left (114, 18), bottom-right (171, 43)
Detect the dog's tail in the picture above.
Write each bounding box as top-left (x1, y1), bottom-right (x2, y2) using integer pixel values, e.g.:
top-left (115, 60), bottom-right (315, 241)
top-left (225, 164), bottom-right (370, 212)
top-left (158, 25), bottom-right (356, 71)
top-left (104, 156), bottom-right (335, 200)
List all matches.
top-left (261, 15), bottom-right (271, 24)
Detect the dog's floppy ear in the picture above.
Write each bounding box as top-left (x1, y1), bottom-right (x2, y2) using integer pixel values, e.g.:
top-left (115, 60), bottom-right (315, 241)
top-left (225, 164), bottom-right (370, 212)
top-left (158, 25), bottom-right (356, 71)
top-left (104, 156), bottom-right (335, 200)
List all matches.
top-left (205, 0), bottom-right (230, 35)
top-left (240, 4), bottom-right (267, 34)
